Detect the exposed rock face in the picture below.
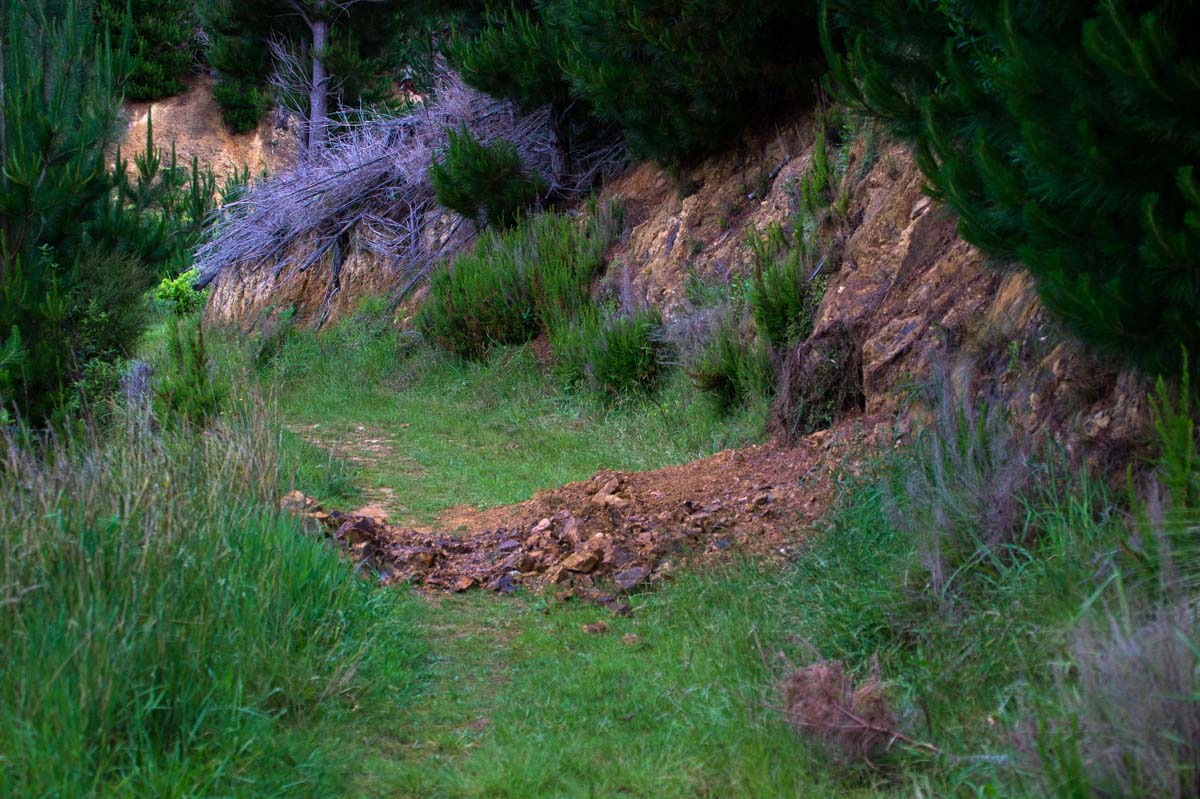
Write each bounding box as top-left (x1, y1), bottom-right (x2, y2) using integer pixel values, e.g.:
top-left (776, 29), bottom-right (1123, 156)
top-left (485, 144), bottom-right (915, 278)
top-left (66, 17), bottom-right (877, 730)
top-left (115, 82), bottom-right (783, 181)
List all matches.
top-left (121, 75), bottom-right (297, 182)
top-left (601, 126), bottom-right (1152, 464)
top-left (204, 104), bottom-right (1153, 460)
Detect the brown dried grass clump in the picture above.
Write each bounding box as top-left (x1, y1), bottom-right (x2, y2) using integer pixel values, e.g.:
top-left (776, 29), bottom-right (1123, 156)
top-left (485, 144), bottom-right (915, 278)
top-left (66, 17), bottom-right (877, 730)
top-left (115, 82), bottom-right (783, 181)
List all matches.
top-left (781, 658), bottom-right (901, 763)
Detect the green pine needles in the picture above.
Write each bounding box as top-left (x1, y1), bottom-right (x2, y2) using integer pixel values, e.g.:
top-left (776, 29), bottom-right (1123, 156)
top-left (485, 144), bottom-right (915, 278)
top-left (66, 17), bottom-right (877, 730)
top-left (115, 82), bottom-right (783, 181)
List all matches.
top-left (450, 0), bottom-right (824, 165)
top-left (823, 0), bottom-right (1200, 375)
top-left (431, 128), bottom-right (546, 228)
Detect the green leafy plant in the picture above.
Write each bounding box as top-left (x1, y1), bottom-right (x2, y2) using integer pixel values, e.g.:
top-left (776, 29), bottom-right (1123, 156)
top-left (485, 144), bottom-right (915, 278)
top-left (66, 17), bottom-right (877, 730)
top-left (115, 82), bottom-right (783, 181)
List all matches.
top-left (689, 313), bottom-right (774, 413)
top-left (550, 307), bottom-right (664, 399)
top-left (96, 0), bottom-right (197, 100)
top-left (420, 205), bottom-right (621, 359)
top-left (450, 0), bottom-right (824, 164)
top-left (747, 222), bottom-right (826, 350)
top-left (154, 316), bottom-right (228, 426)
top-left (154, 268), bottom-right (209, 316)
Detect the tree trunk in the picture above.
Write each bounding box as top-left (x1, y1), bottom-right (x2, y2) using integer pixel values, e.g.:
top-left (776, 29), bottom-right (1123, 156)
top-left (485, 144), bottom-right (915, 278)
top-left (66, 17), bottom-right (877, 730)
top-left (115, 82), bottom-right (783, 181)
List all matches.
top-left (308, 10), bottom-right (329, 152)
top-left (296, 37), bottom-right (310, 160)
top-left (547, 102), bottom-right (571, 194)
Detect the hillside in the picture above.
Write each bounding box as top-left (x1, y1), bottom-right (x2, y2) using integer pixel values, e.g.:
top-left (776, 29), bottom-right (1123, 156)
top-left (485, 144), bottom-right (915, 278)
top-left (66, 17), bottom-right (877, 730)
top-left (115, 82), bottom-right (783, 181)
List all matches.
top-left (4, 2), bottom-right (1198, 797)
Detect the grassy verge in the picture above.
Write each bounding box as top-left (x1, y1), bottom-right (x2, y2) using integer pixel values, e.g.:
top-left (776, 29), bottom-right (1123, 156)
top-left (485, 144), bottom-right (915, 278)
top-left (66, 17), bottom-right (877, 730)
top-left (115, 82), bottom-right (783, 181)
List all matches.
top-left (0, 391), bottom-right (426, 798)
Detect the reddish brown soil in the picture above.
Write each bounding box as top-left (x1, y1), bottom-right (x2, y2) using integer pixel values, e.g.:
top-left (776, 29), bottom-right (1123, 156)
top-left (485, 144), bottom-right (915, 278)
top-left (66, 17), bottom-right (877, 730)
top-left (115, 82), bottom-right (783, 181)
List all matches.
top-left (286, 414), bottom-right (885, 610)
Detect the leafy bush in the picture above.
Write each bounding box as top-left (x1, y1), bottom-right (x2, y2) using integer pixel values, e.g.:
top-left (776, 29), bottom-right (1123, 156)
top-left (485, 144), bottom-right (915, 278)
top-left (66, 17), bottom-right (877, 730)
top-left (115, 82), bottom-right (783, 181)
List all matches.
top-left (0, 1), bottom-right (138, 423)
top-left (420, 205), bottom-right (621, 359)
top-left (823, 0), bottom-right (1200, 375)
top-left (550, 308), bottom-right (664, 398)
top-left (747, 222), bottom-right (826, 350)
top-left (211, 78), bottom-right (271, 134)
top-left (154, 268), bottom-right (209, 316)
top-left (689, 313), bottom-right (774, 413)
top-left (431, 127), bottom-right (546, 228)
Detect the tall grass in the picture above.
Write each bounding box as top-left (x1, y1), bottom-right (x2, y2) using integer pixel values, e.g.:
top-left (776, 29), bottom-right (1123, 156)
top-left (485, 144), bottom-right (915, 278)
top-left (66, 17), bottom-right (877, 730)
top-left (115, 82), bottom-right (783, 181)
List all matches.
top-left (0, 397), bottom-right (424, 797)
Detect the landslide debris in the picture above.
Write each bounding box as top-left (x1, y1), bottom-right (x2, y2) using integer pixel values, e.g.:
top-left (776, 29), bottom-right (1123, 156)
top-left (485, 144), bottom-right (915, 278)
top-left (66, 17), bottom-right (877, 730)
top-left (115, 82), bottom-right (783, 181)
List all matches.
top-left (282, 419), bottom-right (881, 610)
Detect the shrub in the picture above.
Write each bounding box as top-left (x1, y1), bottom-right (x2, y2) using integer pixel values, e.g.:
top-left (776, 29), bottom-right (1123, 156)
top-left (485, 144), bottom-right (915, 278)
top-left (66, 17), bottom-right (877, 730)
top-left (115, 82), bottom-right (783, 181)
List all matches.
top-left (420, 206), bottom-right (621, 359)
top-left (154, 316), bottom-right (229, 426)
top-left (154, 268), bottom-right (209, 316)
top-left (823, 0), bottom-right (1200, 375)
top-left (211, 78), bottom-right (271, 134)
top-left (771, 321), bottom-right (862, 442)
top-left (689, 313), bottom-right (774, 413)
top-left (747, 222), bottom-right (826, 350)
top-left (96, 0), bottom-right (197, 100)
top-left (550, 307), bottom-right (664, 398)
top-left (431, 127), bottom-right (546, 228)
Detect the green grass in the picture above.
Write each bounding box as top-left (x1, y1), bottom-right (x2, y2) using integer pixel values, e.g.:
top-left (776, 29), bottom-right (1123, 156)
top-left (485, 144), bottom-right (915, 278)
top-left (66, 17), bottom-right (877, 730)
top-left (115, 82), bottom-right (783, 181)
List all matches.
top-left (0, 393), bottom-right (426, 798)
top-left (260, 308), bottom-right (767, 524)
top-left (345, 570), bottom-right (879, 799)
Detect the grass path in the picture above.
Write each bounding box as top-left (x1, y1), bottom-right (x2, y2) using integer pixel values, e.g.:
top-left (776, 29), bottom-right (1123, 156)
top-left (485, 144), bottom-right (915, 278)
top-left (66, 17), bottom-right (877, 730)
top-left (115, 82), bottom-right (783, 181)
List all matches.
top-left (265, 333), bottom-right (889, 796)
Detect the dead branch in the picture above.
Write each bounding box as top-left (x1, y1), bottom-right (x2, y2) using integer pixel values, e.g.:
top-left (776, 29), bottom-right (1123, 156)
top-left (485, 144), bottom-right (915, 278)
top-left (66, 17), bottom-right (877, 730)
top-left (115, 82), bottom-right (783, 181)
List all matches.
top-left (195, 71), bottom-right (625, 322)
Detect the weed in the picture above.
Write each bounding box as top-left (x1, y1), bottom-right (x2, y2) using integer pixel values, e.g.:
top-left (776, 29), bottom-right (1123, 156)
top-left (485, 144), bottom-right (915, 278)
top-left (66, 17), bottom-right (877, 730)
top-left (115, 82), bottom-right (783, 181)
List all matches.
top-left (1032, 603), bottom-right (1200, 799)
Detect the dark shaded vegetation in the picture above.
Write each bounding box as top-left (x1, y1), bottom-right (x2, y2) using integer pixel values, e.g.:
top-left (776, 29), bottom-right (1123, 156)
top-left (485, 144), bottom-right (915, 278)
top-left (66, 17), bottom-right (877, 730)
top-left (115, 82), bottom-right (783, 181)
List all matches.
top-left (823, 0), bottom-right (1200, 375)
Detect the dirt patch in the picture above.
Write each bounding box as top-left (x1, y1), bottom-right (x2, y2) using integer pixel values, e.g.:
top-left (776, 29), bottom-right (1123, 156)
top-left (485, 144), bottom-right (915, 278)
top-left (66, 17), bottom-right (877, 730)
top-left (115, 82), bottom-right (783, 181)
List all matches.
top-left (121, 75), bottom-right (297, 179)
top-left (285, 414), bottom-right (886, 610)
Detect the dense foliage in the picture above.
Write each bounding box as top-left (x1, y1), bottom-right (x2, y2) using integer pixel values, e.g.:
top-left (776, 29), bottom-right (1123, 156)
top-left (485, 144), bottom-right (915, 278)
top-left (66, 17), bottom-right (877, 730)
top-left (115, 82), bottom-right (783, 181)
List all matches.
top-left (431, 128), bottom-right (546, 227)
top-left (0, 1), bottom-right (223, 422)
top-left (550, 307), bottom-right (664, 398)
top-left (199, 0), bottom-right (437, 134)
top-left (450, 0), bottom-right (824, 164)
top-left (419, 206), bottom-right (619, 358)
top-left (0, 1), bottom-right (138, 421)
top-left (823, 0), bottom-right (1200, 375)
top-left (96, 0), bottom-right (197, 100)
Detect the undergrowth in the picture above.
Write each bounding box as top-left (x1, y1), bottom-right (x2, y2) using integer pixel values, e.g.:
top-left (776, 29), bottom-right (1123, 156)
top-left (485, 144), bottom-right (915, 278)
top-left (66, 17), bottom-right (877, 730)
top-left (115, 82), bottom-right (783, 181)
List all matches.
top-left (0, 392), bottom-right (425, 798)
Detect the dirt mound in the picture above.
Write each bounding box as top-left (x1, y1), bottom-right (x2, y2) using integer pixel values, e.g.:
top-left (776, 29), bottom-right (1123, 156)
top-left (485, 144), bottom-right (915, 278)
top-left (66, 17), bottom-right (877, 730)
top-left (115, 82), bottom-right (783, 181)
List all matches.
top-left (284, 417), bottom-right (884, 608)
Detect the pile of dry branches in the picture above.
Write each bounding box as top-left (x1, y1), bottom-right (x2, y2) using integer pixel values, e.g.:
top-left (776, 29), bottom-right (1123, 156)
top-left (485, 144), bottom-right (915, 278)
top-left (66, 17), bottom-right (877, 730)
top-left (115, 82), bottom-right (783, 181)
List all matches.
top-left (195, 72), bottom-right (622, 316)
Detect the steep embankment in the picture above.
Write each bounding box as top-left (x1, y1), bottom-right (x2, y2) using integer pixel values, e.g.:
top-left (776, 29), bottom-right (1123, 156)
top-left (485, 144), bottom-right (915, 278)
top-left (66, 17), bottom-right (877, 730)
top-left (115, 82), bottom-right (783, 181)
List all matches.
top-left (120, 75), bottom-right (297, 179)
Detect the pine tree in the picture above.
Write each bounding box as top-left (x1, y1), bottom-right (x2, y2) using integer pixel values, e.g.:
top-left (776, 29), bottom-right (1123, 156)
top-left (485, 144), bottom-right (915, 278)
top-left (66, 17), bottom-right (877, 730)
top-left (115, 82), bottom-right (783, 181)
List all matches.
top-left (431, 127), bottom-right (545, 227)
top-left (823, 0), bottom-right (1200, 375)
top-left (96, 0), bottom-right (197, 100)
top-left (449, 0), bottom-right (824, 165)
top-left (0, 0), bottom-right (144, 420)
top-left (199, 0), bottom-right (411, 145)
